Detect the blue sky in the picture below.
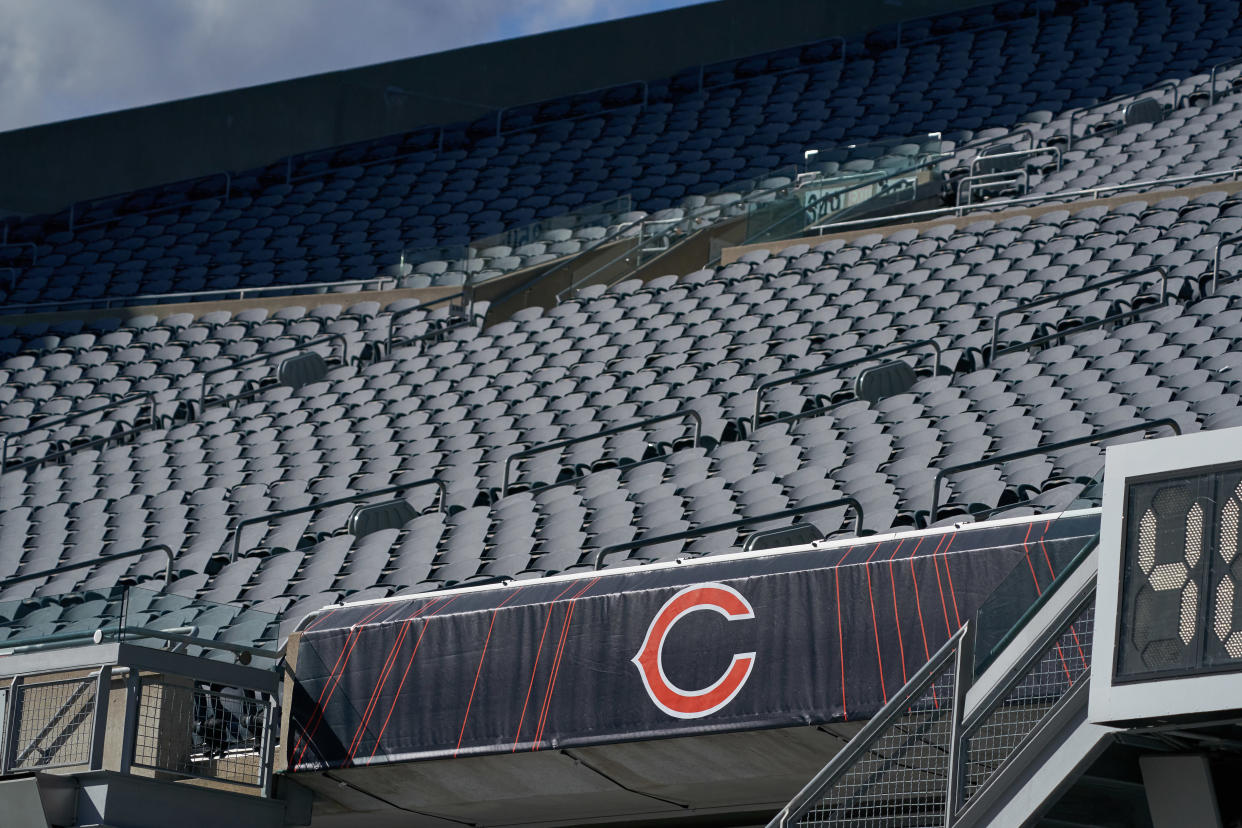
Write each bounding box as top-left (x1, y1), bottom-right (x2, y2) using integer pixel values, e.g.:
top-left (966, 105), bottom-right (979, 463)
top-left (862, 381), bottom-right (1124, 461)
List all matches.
top-left (0, 1), bottom-right (707, 132)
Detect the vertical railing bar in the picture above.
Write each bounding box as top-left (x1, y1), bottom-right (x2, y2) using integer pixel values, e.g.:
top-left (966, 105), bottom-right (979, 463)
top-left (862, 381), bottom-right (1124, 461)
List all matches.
top-left (946, 622), bottom-right (976, 823)
top-left (1, 676), bottom-right (20, 773)
top-left (89, 665), bottom-right (112, 771)
top-left (118, 670), bottom-right (140, 775)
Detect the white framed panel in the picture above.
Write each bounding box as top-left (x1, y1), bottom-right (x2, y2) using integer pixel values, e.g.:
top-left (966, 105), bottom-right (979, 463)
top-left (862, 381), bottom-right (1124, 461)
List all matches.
top-left (1092, 425), bottom-right (1242, 725)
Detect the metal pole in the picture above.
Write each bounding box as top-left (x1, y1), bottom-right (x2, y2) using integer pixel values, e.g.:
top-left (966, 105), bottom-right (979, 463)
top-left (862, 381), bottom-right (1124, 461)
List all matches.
top-left (88, 665), bottom-right (112, 771)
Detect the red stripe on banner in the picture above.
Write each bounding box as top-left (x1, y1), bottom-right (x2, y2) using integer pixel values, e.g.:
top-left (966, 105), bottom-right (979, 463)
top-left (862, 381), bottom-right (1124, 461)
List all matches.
top-left (292, 603), bottom-right (390, 767)
top-left (534, 578), bottom-right (599, 749)
top-left (453, 588), bottom-right (526, 757)
top-left (511, 582), bottom-right (581, 752)
top-left (908, 536), bottom-right (932, 661)
top-left (345, 596), bottom-right (450, 764)
top-left (345, 621), bottom-right (412, 764)
top-left (535, 602), bottom-right (575, 748)
top-left (1021, 523), bottom-right (1042, 595)
top-left (864, 564), bottom-right (888, 704)
top-left (363, 595), bottom-right (462, 763)
top-left (887, 540), bottom-right (908, 684)
top-left (836, 544), bottom-right (857, 566)
top-left (836, 566), bottom-right (848, 720)
top-left (1040, 519), bottom-right (1057, 579)
top-left (929, 534), bottom-right (953, 636)
top-left (942, 533), bottom-right (962, 627)
top-left (302, 607), bottom-right (340, 634)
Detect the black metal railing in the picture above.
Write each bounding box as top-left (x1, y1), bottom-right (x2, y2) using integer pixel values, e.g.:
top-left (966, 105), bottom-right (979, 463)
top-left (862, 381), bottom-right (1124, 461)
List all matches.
top-left (383, 290), bottom-right (470, 354)
top-left (1, 391), bottom-right (156, 471)
top-left (194, 332), bottom-right (349, 419)
top-left (1212, 231), bottom-right (1242, 293)
top-left (0, 544), bottom-right (175, 588)
top-left (751, 339), bottom-right (941, 432)
top-left (229, 478), bottom-right (446, 563)
top-left (987, 266), bottom-right (1168, 363)
top-left (2, 412), bottom-right (168, 480)
top-left (1065, 80), bottom-right (1179, 150)
top-left (501, 410), bottom-right (703, 497)
top-left (594, 496), bottom-right (863, 570)
top-left (929, 419), bottom-right (1179, 523)
top-left (771, 627), bottom-right (967, 827)
top-left (951, 582), bottom-right (1097, 821)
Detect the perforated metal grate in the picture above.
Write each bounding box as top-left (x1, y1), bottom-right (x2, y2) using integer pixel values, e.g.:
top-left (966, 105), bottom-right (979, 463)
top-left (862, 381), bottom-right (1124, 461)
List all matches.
top-left (960, 598), bottom-right (1094, 802)
top-left (794, 659), bottom-right (957, 827)
top-left (133, 678), bottom-right (268, 786)
top-left (8, 676), bottom-right (96, 770)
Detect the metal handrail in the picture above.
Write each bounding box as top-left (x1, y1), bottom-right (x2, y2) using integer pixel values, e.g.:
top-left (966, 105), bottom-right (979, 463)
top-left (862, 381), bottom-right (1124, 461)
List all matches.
top-left (751, 339), bottom-right (941, 432)
top-left (988, 265), bottom-right (1168, 362)
top-left (384, 290), bottom-right (466, 353)
top-left (929, 419), bottom-right (1180, 523)
top-left (968, 145), bottom-right (1061, 178)
top-left (0, 275), bottom-right (399, 316)
top-left (513, 196), bottom-right (634, 247)
top-left (554, 169), bottom-right (801, 303)
top-left (493, 211), bottom-right (646, 308)
top-left (808, 165), bottom-right (1242, 233)
top-left (2, 416), bottom-right (165, 478)
top-left (229, 478), bottom-right (445, 562)
top-left (92, 625), bottom-right (284, 661)
top-left (1212, 231), bottom-right (1242, 293)
top-left (0, 544), bottom-right (175, 588)
top-left (387, 318), bottom-right (474, 363)
top-left (0, 240), bottom-right (38, 265)
top-left (501, 409), bottom-right (702, 497)
top-left (1, 392), bottom-right (155, 471)
top-left (1209, 56), bottom-right (1242, 105)
top-left (67, 171), bottom-right (231, 235)
top-left (952, 578), bottom-right (1098, 819)
top-left (956, 169), bottom-right (1030, 206)
top-left (1066, 80), bottom-right (1179, 150)
top-left (593, 496), bottom-right (864, 570)
top-left (553, 207), bottom-right (708, 303)
top-left (771, 625), bottom-right (968, 827)
top-left (960, 128), bottom-right (1036, 154)
top-left (196, 332), bottom-right (349, 418)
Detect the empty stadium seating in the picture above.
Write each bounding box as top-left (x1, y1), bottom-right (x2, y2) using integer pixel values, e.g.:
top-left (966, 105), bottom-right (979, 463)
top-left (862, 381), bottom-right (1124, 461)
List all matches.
top-left (6, 0), bottom-right (1242, 667)
top-left (7, 0), bottom-right (1242, 310)
top-left (4, 182), bottom-right (1242, 644)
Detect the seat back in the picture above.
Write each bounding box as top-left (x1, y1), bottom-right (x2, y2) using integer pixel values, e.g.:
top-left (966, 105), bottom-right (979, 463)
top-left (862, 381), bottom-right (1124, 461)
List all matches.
top-left (855, 360), bottom-right (918, 404)
top-left (348, 499), bottom-right (418, 538)
top-left (277, 352), bottom-right (328, 389)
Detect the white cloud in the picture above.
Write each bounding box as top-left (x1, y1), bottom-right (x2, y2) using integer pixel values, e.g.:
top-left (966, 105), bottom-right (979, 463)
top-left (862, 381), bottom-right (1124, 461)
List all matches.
top-left (0, 0), bottom-right (700, 132)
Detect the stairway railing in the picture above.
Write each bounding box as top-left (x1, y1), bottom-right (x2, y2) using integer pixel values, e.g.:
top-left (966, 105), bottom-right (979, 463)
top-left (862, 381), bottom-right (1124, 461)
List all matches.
top-left (771, 627), bottom-right (968, 827)
top-left (771, 533), bottom-right (1100, 827)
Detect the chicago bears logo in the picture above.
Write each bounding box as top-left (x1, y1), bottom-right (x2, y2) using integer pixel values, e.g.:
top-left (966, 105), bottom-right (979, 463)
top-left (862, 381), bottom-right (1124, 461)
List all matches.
top-left (631, 583), bottom-right (756, 719)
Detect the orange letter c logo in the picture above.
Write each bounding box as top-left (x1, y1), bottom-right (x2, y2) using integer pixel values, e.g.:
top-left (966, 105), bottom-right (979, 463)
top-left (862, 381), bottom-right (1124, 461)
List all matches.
top-left (632, 583), bottom-right (756, 719)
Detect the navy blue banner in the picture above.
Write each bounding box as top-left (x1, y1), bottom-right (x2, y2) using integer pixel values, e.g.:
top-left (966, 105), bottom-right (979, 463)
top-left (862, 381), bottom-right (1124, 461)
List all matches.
top-left (288, 513), bottom-right (1098, 771)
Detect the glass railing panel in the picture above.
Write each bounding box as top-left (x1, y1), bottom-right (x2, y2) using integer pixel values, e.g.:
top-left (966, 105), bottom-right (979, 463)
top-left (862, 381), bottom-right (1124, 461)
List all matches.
top-left (738, 134), bottom-right (950, 247)
top-left (0, 585), bottom-right (280, 664)
top-left (972, 509), bottom-right (1100, 677)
